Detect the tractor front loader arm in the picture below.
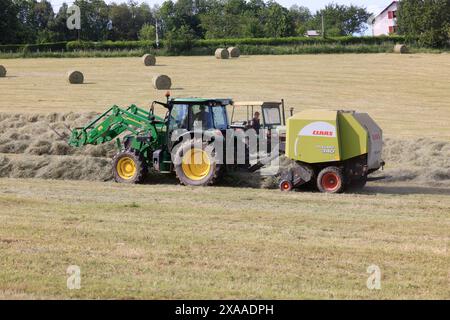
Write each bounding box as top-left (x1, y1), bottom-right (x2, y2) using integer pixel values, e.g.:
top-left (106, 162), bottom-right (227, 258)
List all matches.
top-left (68, 104), bottom-right (162, 148)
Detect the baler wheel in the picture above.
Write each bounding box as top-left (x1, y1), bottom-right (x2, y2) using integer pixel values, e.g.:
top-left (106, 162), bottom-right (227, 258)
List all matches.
top-left (112, 150), bottom-right (146, 184)
top-left (317, 167), bottom-right (345, 193)
top-left (279, 180), bottom-right (293, 192)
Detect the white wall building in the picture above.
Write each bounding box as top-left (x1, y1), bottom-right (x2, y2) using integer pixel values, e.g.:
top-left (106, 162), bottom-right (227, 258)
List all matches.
top-left (372, 1), bottom-right (399, 36)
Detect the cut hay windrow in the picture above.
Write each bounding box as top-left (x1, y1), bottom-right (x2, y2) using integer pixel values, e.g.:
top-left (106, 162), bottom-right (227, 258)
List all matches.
top-left (0, 112), bottom-right (449, 187)
top-left (142, 54), bottom-right (156, 66)
top-left (0, 112), bottom-right (115, 158)
top-left (215, 48), bottom-right (229, 59)
top-left (67, 70), bottom-right (84, 84)
top-left (152, 74), bottom-right (172, 90)
top-left (227, 47), bottom-right (240, 58)
top-left (0, 154), bottom-right (113, 181)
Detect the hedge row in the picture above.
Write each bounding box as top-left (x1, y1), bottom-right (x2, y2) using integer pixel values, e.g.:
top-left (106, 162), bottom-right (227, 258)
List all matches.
top-left (66, 40), bottom-right (156, 51)
top-left (195, 35), bottom-right (407, 47)
top-left (0, 36), bottom-right (407, 53)
top-left (0, 42), bottom-right (67, 52)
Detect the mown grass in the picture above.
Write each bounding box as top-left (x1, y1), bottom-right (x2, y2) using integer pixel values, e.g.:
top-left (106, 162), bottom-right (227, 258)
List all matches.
top-left (0, 178), bottom-right (448, 299)
top-left (1, 54), bottom-right (449, 139)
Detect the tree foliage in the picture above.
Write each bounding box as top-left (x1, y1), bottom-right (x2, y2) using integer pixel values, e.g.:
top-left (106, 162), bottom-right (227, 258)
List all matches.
top-left (1, 0), bottom-right (446, 49)
top-left (397, 0), bottom-right (450, 47)
top-left (310, 3), bottom-right (371, 36)
top-left (0, 0), bottom-right (21, 44)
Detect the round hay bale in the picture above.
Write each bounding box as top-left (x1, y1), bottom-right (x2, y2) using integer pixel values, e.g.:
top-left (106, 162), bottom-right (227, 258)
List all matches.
top-left (394, 44), bottom-right (408, 54)
top-left (0, 65), bottom-right (6, 77)
top-left (67, 70), bottom-right (84, 84)
top-left (152, 74), bottom-right (172, 90)
top-left (142, 54), bottom-right (156, 66)
top-left (227, 47), bottom-right (240, 58)
top-left (215, 48), bottom-right (229, 59)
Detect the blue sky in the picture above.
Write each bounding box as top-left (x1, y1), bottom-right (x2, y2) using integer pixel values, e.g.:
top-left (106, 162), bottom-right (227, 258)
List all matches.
top-left (48, 0), bottom-right (393, 15)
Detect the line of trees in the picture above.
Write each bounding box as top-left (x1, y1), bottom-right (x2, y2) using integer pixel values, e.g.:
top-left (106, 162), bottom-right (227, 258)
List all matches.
top-left (0, 0), bottom-right (449, 47)
top-left (0, 0), bottom-right (372, 44)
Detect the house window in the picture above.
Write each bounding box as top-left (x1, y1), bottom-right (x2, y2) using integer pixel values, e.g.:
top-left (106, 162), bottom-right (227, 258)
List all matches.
top-left (393, 10), bottom-right (397, 18)
top-left (388, 26), bottom-right (398, 34)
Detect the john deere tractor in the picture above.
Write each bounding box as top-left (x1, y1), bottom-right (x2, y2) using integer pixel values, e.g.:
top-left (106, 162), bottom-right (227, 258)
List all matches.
top-left (68, 97), bottom-right (232, 186)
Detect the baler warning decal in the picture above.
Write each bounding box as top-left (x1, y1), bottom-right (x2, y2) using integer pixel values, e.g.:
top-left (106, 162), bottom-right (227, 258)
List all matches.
top-left (298, 121), bottom-right (336, 137)
top-left (294, 122), bottom-right (337, 157)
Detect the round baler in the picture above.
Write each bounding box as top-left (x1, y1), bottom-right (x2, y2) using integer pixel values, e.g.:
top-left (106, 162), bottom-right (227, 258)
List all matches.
top-left (279, 110), bottom-right (384, 193)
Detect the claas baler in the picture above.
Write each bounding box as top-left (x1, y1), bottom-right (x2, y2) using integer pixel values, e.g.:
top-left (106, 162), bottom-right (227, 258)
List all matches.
top-left (279, 109), bottom-right (384, 193)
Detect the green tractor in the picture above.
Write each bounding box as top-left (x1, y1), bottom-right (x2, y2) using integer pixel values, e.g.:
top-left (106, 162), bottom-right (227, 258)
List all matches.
top-left (68, 96), bottom-right (232, 186)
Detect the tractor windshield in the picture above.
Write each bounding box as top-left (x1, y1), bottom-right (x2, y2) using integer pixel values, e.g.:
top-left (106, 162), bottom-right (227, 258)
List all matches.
top-left (169, 103), bottom-right (228, 131)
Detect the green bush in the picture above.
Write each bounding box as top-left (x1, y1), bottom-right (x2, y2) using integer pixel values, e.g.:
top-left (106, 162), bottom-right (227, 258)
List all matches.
top-left (0, 36), bottom-right (420, 58)
top-left (64, 36), bottom-right (407, 52)
top-left (0, 42), bottom-right (67, 53)
top-left (1, 36), bottom-right (408, 54)
top-left (66, 40), bottom-right (156, 51)
top-left (138, 24), bottom-right (156, 41)
top-left (193, 35), bottom-right (407, 47)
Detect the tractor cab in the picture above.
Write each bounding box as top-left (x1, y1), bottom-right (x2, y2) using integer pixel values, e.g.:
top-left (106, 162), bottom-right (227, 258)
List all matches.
top-left (166, 98), bottom-right (231, 133)
top-left (230, 100), bottom-right (287, 131)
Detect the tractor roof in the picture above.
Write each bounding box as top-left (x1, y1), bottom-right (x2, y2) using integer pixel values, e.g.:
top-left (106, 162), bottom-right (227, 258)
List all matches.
top-left (171, 98), bottom-right (233, 105)
top-left (233, 101), bottom-right (281, 107)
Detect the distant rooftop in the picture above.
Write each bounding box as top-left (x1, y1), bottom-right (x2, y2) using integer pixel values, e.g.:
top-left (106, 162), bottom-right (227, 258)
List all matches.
top-left (304, 30), bottom-right (321, 37)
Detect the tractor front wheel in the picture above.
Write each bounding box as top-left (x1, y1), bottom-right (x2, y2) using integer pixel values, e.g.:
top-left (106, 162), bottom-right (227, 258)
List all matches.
top-left (112, 150), bottom-right (146, 184)
top-left (317, 166), bottom-right (345, 193)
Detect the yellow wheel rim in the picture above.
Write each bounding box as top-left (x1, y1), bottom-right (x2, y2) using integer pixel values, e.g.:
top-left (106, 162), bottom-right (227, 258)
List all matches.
top-left (182, 148), bottom-right (211, 181)
top-left (117, 156), bottom-right (137, 180)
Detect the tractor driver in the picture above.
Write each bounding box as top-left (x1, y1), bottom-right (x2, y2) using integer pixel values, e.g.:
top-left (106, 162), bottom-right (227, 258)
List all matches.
top-left (192, 105), bottom-right (210, 130)
top-left (251, 111), bottom-right (261, 134)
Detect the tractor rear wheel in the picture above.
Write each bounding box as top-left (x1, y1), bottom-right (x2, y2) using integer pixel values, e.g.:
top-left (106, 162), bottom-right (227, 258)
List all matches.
top-left (112, 150), bottom-right (146, 184)
top-left (317, 166), bottom-right (345, 193)
top-left (174, 140), bottom-right (221, 186)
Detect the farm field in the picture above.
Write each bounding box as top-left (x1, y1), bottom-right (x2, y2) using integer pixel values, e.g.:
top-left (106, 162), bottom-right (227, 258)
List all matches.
top-left (0, 54), bottom-right (449, 299)
top-left (1, 54), bottom-right (450, 138)
top-left (0, 178), bottom-right (449, 299)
